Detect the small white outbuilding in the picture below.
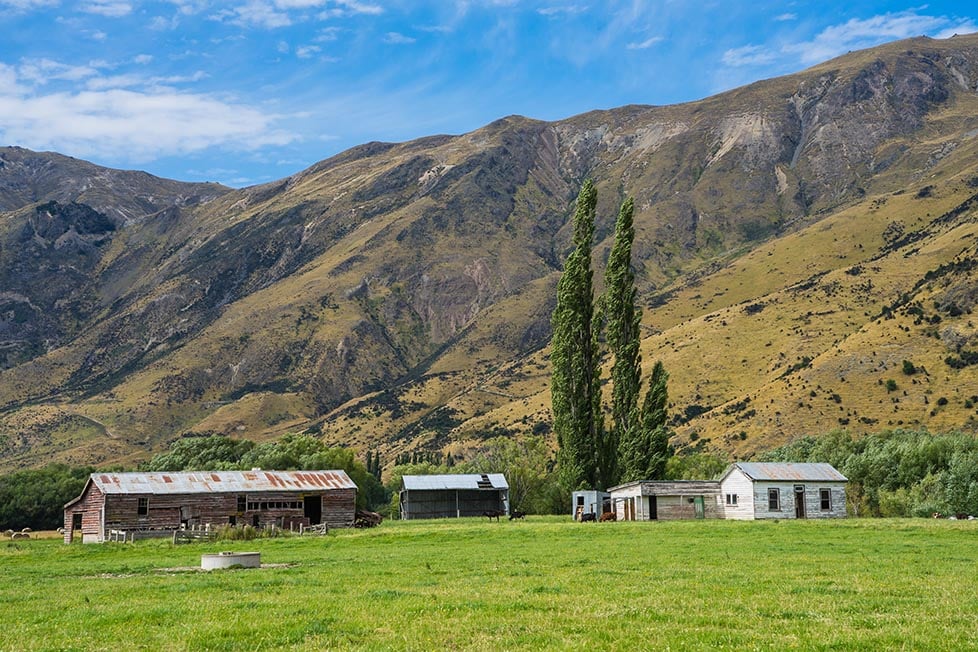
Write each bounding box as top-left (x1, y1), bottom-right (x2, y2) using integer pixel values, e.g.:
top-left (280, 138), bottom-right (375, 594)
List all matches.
top-left (718, 462), bottom-right (847, 520)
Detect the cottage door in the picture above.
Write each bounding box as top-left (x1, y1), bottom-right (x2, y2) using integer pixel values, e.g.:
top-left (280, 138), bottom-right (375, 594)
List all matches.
top-left (693, 496), bottom-right (705, 519)
top-left (794, 485), bottom-right (806, 519)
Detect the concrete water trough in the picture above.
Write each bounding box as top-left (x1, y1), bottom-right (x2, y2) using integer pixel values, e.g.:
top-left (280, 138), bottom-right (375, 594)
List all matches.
top-left (201, 551), bottom-right (261, 570)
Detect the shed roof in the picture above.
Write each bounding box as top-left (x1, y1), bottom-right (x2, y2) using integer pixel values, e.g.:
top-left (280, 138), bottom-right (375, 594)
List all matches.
top-left (82, 470), bottom-right (357, 496)
top-left (609, 480), bottom-right (721, 496)
top-left (725, 462), bottom-right (847, 483)
top-left (401, 473), bottom-right (508, 491)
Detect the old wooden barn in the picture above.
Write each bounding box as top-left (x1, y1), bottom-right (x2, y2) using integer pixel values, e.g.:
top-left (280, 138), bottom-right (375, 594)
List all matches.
top-left (607, 481), bottom-right (722, 520)
top-left (719, 462), bottom-right (848, 520)
top-left (399, 474), bottom-right (509, 520)
top-left (63, 469), bottom-right (357, 543)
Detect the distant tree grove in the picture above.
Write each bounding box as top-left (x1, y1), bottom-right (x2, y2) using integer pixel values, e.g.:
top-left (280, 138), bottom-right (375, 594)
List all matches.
top-left (551, 180), bottom-right (672, 491)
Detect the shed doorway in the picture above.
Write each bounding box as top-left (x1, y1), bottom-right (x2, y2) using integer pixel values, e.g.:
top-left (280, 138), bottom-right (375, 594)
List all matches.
top-left (693, 496), bottom-right (705, 519)
top-left (648, 496), bottom-right (658, 520)
top-left (794, 485), bottom-right (806, 519)
top-left (304, 496), bottom-right (322, 525)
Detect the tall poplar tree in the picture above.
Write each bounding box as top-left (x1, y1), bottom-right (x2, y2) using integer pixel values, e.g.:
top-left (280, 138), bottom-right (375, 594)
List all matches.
top-left (623, 360), bottom-right (671, 481)
top-left (604, 197), bottom-right (641, 486)
top-left (551, 180), bottom-right (604, 490)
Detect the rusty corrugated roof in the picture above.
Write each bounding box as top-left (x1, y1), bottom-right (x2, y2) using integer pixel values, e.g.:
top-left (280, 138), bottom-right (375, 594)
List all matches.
top-left (733, 462), bottom-right (847, 482)
top-left (89, 470), bottom-right (357, 494)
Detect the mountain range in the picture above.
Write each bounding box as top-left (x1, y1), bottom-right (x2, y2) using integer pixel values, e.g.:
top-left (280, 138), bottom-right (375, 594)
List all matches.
top-left (2, 34), bottom-right (978, 472)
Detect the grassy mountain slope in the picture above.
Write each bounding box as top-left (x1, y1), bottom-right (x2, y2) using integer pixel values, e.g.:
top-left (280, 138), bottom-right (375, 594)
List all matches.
top-left (2, 35), bottom-right (978, 471)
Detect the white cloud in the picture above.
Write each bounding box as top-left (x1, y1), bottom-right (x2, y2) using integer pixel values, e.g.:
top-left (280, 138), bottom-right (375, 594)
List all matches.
top-left (722, 44), bottom-right (778, 67)
top-left (0, 61), bottom-right (292, 162)
top-left (133, 54), bottom-right (154, 65)
top-left (383, 31), bottom-right (415, 44)
top-left (933, 21), bottom-right (978, 39)
top-left (223, 1), bottom-right (293, 28)
top-left (0, 0), bottom-right (58, 8)
top-left (775, 13), bottom-right (796, 22)
top-left (783, 11), bottom-right (952, 64)
top-left (626, 36), bottom-right (663, 50)
top-left (18, 59), bottom-right (102, 85)
top-left (80, 1), bottom-right (133, 16)
top-left (296, 45), bottom-right (321, 58)
top-left (538, 5), bottom-right (587, 17)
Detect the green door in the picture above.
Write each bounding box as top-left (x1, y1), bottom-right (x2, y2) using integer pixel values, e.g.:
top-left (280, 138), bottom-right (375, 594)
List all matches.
top-left (693, 496), bottom-right (705, 519)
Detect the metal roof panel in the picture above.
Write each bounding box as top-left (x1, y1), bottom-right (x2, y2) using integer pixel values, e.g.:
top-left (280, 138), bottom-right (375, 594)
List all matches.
top-left (89, 470), bottom-right (357, 494)
top-left (733, 462), bottom-right (847, 482)
top-left (401, 473), bottom-right (509, 491)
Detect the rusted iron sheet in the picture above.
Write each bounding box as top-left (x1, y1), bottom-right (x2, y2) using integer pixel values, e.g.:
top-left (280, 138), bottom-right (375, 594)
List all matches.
top-left (89, 470), bottom-right (357, 495)
top-left (735, 463), bottom-right (847, 482)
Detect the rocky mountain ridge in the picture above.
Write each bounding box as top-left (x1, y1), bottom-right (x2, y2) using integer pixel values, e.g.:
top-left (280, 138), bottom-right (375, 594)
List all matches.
top-left (1, 34), bottom-right (978, 470)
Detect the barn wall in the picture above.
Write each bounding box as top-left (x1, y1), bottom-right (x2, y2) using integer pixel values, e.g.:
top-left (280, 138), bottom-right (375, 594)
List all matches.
top-left (65, 488), bottom-right (356, 542)
top-left (401, 489), bottom-right (507, 519)
top-left (63, 484), bottom-right (105, 544)
top-left (322, 488), bottom-right (357, 529)
top-left (652, 495), bottom-right (722, 520)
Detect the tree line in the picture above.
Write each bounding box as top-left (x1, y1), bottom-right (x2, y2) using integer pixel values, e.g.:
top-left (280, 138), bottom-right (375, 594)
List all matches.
top-left (760, 428), bottom-right (978, 517)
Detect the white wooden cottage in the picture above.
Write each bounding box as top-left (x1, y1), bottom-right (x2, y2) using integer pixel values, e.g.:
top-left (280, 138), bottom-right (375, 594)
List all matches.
top-left (718, 462), bottom-right (847, 520)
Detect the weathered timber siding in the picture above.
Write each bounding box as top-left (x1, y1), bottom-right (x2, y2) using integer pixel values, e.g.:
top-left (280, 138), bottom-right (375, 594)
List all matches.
top-left (322, 488), bottom-right (356, 528)
top-left (401, 489), bottom-right (507, 520)
top-left (749, 481), bottom-right (847, 519)
top-left (65, 486), bottom-right (356, 542)
top-left (719, 468), bottom-right (757, 520)
top-left (64, 485), bottom-right (105, 544)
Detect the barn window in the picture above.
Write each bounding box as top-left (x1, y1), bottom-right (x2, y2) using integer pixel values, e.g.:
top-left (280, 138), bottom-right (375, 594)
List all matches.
top-left (137, 497), bottom-right (149, 516)
top-left (768, 488), bottom-right (780, 511)
top-left (725, 493), bottom-right (738, 506)
top-left (820, 488), bottom-right (831, 511)
top-left (237, 495), bottom-right (246, 512)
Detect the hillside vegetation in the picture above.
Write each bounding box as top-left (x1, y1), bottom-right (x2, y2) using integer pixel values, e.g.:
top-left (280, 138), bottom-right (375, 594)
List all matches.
top-left (2, 35), bottom-right (978, 470)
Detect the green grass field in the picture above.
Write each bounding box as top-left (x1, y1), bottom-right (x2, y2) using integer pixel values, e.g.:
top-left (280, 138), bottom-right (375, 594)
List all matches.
top-left (5, 518), bottom-right (978, 650)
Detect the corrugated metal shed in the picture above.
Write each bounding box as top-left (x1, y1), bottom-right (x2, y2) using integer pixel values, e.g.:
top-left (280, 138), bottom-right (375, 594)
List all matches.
top-left (401, 473), bottom-right (509, 491)
top-left (88, 470), bottom-right (357, 495)
top-left (732, 462), bottom-right (847, 482)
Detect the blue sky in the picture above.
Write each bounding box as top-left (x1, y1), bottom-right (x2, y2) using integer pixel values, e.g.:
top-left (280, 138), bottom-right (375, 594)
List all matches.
top-left (1, 1), bottom-right (976, 187)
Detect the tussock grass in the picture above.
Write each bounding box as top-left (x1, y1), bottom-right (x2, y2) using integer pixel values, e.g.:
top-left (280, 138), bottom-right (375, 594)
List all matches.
top-left (4, 518), bottom-right (978, 650)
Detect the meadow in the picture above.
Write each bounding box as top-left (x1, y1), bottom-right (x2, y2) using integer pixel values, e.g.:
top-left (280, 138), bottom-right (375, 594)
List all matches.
top-left (5, 518), bottom-right (978, 651)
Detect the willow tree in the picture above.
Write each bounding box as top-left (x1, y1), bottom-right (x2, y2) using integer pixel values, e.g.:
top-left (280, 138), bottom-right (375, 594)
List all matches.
top-left (551, 180), bottom-right (604, 490)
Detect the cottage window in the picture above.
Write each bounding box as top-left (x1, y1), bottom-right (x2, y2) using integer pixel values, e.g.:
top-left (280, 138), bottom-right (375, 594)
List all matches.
top-left (768, 488), bottom-right (780, 511)
top-left (820, 488), bottom-right (831, 511)
top-left (725, 493), bottom-right (738, 506)
top-left (137, 497), bottom-right (149, 516)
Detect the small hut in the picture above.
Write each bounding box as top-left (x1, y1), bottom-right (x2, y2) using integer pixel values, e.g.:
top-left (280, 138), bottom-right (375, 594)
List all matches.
top-left (607, 481), bottom-right (722, 520)
top-left (571, 490), bottom-right (610, 521)
top-left (399, 474), bottom-right (508, 520)
top-left (63, 470), bottom-right (357, 543)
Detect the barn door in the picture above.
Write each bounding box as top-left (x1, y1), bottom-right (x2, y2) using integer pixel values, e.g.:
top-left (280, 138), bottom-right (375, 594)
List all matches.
top-left (794, 486), bottom-right (806, 519)
top-left (304, 496), bottom-right (322, 525)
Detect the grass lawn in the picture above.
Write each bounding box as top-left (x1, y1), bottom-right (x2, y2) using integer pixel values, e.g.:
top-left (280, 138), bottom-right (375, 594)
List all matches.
top-left (5, 518), bottom-right (978, 650)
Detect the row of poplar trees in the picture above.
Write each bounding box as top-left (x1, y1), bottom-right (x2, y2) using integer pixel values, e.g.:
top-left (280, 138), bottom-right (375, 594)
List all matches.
top-left (551, 180), bottom-right (671, 491)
